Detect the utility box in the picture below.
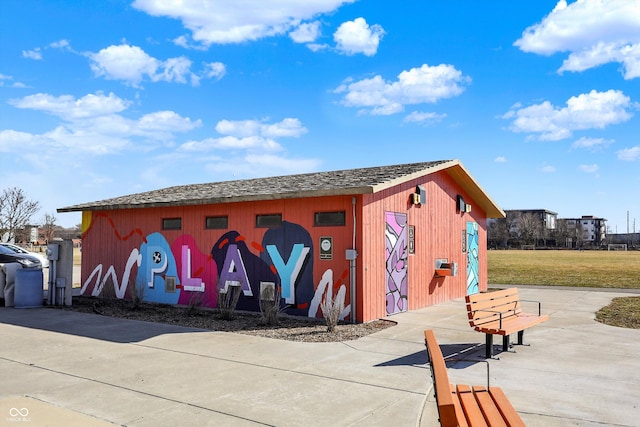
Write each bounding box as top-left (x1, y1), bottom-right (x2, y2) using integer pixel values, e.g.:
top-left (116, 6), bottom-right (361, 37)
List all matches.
top-left (48, 240), bottom-right (74, 306)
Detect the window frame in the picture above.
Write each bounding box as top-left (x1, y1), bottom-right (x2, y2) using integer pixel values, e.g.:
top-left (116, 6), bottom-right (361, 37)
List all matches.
top-left (314, 211), bottom-right (346, 227)
top-left (162, 217), bottom-right (182, 230)
top-left (205, 215), bottom-right (229, 230)
top-left (256, 213), bottom-right (283, 228)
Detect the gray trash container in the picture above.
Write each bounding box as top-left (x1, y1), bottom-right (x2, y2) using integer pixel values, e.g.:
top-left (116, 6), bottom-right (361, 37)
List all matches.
top-left (15, 268), bottom-right (44, 308)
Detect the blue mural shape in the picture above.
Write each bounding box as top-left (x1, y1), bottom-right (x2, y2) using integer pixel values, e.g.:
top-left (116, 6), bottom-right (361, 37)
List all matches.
top-left (137, 232), bottom-right (180, 305)
top-left (466, 222), bottom-right (479, 295)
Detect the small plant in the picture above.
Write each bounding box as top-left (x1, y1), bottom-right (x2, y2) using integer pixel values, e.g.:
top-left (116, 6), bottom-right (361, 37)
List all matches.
top-left (99, 277), bottom-right (117, 301)
top-left (320, 290), bottom-right (344, 333)
top-left (259, 283), bottom-right (284, 326)
top-left (128, 279), bottom-right (146, 310)
top-left (185, 291), bottom-right (204, 314)
top-left (217, 281), bottom-right (242, 320)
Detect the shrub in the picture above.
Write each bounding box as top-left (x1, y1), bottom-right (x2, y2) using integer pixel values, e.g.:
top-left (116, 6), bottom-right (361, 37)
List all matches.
top-left (259, 284), bottom-right (283, 326)
top-left (320, 291), bottom-right (343, 332)
top-left (217, 283), bottom-right (242, 320)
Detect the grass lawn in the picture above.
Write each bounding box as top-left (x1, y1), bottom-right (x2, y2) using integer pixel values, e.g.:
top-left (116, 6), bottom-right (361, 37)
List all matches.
top-left (596, 296), bottom-right (640, 329)
top-left (488, 250), bottom-right (640, 289)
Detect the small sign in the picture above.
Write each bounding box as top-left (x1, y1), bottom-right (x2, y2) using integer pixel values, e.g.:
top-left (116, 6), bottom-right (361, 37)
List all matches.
top-left (319, 236), bottom-right (333, 260)
top-left (462, 229), bottom-right (467, 253)
top-left (408, 225), bottom-right (415, 254)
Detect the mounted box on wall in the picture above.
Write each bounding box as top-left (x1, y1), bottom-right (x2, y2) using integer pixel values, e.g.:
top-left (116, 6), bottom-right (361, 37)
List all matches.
top-left (456, 194), bottom-right (466, 212)
top-left (416, 185), bottom-right (426, 204)
top-left (411, 185), bottom-right (426, 205)
top-left (434, 259), bottom-right (458, 277)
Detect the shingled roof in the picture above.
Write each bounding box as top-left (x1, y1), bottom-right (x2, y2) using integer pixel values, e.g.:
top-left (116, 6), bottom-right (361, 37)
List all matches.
top-left (57, 159), bottom-right (505, 218)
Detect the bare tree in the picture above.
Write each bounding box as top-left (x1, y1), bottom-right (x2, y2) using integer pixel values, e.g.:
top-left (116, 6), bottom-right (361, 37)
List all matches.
top-left (0, 187), bottom-right (40, 242)
top-left (41, 213), bottom-right (57, 244)
top-left (487, 218), bottom-right (509, 248)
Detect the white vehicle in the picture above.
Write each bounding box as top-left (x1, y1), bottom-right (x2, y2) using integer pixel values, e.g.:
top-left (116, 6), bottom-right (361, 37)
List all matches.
top-left (0, 243), bottom-right (49, 268)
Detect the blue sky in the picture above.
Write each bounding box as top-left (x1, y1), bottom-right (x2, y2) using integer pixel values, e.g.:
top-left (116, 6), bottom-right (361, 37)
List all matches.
top-left (1, 0), bottom-right (639, 233)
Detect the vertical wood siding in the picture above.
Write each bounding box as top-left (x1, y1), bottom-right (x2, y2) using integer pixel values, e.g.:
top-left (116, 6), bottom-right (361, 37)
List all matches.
top-left (80, 170), bottom-right (489, 323)
top-left (358, 170), bottom-right (489, 321)
top-left (81, 196), bottom-right (358, 314)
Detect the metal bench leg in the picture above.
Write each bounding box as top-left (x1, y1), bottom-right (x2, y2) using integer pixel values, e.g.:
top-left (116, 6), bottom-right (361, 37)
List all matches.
top-left (517, 330), bottom-right (524, 345)
top-left (502, 335), bottom-right (510, 351)
top-left (486, 334), bottom-right (493, 358)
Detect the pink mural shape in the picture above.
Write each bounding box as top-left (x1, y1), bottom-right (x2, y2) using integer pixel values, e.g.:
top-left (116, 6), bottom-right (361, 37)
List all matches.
top-left (172, 235), bottom-right (219, 308)
top-left (385, 212), bottom-right (408, 315)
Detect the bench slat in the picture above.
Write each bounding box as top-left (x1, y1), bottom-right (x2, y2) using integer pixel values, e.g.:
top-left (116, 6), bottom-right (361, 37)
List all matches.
top-left (457, 384), bottom-right (488, 427)
top-left (489, 387), bottom-right (526, 427)
top-left (474, 313), bottom-right (549, 335)
top-left (472, 386), bottom-right (508, 427)
top-left (425, 330), bottom-right (526, 427)
top-left (425, 330), bottom-right (459, 427)
top-left (466, 293), bottom-right (520, 312)
top-left (451, 383), bottom-right (469, 427)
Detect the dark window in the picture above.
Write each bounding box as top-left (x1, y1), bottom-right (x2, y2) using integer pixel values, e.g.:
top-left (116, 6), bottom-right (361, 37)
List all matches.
top-left (314, 211), bottom-right (346, 226)
top-left (162, 217), bottom-right (182, 230)
top-left (256, 214), bottom-right (282, 228)
top-left (205, 216), bottom-right (228, 229)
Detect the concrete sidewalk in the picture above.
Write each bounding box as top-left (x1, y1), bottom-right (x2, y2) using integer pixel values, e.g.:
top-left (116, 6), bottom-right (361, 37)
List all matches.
top-left (1, 287), bottom-right (639, 426)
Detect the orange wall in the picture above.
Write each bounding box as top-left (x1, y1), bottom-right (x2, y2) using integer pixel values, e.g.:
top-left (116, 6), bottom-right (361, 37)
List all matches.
top-left (80, 171), bottom-right (488, 323)
top-left (357, 170), bottom-right (488, 321)
top-left (81, 196), bottom-right (358, 317)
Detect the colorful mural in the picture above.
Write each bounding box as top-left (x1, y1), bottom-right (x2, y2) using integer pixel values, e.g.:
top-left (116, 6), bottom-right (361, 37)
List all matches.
top-left (81, 216), bottom-right (350, 320)
top-left (466, 221), bottom-right (479, 295)
top-left (384, 211), bottom-right (408, 315)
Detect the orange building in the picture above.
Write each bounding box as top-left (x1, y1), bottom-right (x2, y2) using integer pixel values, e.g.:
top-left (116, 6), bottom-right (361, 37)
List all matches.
top-left (59, 160), bottom-right (504, 322)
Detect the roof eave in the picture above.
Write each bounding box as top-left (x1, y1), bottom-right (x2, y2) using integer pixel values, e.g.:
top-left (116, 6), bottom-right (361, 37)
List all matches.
top-left (57, 186), bottom-right (375, 213)
top-left (444, 160), bottom-right (506, 219)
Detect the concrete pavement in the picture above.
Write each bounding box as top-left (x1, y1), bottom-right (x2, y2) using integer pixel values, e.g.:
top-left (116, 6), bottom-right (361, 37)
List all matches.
top-left (1, 287), bottom-right (639, 426)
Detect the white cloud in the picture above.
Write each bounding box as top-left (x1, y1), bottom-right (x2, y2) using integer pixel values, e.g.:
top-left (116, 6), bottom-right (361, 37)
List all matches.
top-left (156, 56), bottom-right (193, 84)
top-left (514, 0), bottom-right (640, 79)
top-left (571, 137), bottom-right (614, 151)
top-left (216, 118), bottom-right (307, 138)
top-left (89, 44), bottom-right (161, 87)
top-left (541, 165), bottom-right (556, 173)
top-left (503, 89), bottom-right (633, 140)
top-left (617, 146), bottom-right (640, 161)
top-left (336, 64), bottom-right (470, 115)
top-left (132, 0), bottom-right (355, 46)
top-left (88, 44), bottom-right (225, 87)
top-left (181, 118), bottom-right (307, 153)
top-left (49, 39), bottom-right (70, 49)
top-left (494, 156), bottom-right (507, 163)
top-left (203, 62), bottom-right (226, 79)
top-left (22, 49), bottom-right (42, 60)
top-left (206, 153), bottom-right (322, 179)
top-left (0, 74), bottom-right (29, 89)
top-left (334, 17), bottom-right (385, 56)
top-left (215, 119), bottom-right (262, 138)
top-left (290, 21), bottom-right (322, 43)
top-left (9, 92), bottom-right (131, 120)
top-left (2, 92), bottom-right (201, 156)
top-left (403, 111), bottom-right (447, 125)
top-left (261, 118), bottom-right (308, 138)
top-left (579, 164), bottom-right (599, 173)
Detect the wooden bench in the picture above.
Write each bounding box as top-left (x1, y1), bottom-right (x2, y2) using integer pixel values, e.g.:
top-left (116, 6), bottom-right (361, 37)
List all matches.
top-left (424, 329), bottom-right (525, 427)
top-left (465, 288), bottom-right (549, 358)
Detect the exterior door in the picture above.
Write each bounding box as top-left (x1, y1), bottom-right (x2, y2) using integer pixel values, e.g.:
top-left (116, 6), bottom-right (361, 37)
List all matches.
top-left (466, 221), bottom-right (479, 295)
top-left (385, 212), bottom-right (408, 315)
